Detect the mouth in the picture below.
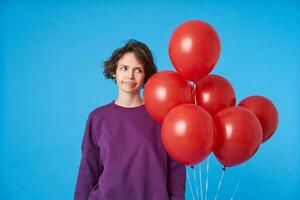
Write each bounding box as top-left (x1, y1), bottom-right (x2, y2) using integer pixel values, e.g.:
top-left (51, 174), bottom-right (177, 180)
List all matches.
top-left (123, 82), bottom-right (137, 86)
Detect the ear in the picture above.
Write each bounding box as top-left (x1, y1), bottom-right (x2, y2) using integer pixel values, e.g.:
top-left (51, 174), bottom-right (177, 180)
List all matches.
top-left (112, 73), bottom-right (116, 78)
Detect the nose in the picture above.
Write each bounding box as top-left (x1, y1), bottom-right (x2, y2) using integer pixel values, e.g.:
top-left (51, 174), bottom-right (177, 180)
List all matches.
top-left (128, 69), bottom-right (135, 79)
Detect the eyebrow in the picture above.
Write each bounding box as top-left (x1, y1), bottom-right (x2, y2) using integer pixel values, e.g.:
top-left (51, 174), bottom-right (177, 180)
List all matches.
top-left (118, 64), bottom-right (144, 70)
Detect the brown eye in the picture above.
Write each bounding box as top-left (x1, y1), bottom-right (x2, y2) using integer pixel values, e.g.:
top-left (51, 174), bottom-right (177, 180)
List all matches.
top-left (120, 66), bottom-right (127, 71)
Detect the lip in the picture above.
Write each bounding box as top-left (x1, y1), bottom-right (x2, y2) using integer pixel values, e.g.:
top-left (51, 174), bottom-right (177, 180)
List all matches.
top-left (123, 82), bottom-right (137, 85)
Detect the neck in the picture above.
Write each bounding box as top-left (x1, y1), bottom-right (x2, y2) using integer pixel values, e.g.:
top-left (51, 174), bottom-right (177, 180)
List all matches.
top-left (114, 91), bottom-right (144, 108)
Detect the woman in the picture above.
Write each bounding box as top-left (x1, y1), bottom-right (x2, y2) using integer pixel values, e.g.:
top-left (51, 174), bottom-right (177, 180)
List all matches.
top-left (74, 39), bottom-right (186, 200)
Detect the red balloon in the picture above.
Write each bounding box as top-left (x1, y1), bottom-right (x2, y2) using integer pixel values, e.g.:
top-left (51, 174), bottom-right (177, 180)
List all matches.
top-left (144, 70), bottom-right (193, 123)
top-left (213, 106), bottom-right (263, 167)
top-left (238, 96), bottom-right (279, 143)
top-left (162, 104), bottom-right (215, 166)
top-left (169, 20), bottom-right (221, 82)
top-left (195, 74), bottom-right (236, 116)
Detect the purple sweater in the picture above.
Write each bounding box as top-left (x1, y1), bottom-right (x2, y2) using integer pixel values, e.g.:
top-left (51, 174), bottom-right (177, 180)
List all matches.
top-left (74, 101), bottom-right (186, 200)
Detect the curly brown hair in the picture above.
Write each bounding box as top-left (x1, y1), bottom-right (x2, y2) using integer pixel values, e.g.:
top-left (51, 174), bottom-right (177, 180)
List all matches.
top-left (103, 39), bottom-right (157, 87)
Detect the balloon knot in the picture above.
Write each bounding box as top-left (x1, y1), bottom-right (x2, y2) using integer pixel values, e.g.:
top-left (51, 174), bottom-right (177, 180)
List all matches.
top-left (222, 166), bottom-right (226, 171)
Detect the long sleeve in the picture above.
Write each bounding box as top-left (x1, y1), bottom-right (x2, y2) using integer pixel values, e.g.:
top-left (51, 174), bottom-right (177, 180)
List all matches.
top-left (74, 114), bottom-right (103, 200)
top-left (74, 103), bottom-right (186, 199)
top-left (167, 154), bottom-right (186, 200)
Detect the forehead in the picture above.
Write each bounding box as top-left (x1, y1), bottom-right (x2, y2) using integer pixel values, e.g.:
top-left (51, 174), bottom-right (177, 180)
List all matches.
top-left (117, 52), bottom-right (144, 68)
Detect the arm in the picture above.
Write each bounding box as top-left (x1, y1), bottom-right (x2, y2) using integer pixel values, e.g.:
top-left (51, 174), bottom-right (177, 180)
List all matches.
top-left (74, 114), bottom-right (103, 200)
top-left (167, 154), bottom-right (186, 200)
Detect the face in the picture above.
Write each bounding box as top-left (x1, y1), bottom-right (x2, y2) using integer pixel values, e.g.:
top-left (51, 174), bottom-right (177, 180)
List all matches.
top-left (112, 52), bottom-right (145, 94)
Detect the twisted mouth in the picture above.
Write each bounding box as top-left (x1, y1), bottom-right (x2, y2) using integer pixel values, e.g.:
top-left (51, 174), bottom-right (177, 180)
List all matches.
top-left (122, 81), bottom-right (137, 86)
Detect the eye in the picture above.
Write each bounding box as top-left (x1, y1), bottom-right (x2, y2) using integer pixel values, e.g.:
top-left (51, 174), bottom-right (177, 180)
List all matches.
top-left (136, 68), bottom-right (144, 73)
top-left (120, 66), bottom-right (127, 71)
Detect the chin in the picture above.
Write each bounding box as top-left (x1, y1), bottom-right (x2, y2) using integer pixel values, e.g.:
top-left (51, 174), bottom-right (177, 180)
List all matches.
top-left (121, 87), bottom-right (141, 94)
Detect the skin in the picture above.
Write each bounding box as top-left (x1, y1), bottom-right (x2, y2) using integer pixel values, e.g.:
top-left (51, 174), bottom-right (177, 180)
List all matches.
top-left (112, 52), bottom-right (145, 108)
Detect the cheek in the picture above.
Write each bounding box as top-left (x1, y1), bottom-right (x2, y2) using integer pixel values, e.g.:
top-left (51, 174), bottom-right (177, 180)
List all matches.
top-left (138, 74), bottom-right (146, 82)
top-left (115, 71), bottom-right (123, 81)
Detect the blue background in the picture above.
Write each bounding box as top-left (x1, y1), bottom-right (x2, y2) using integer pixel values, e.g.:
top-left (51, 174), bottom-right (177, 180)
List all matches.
top-left (1, 1), bottom-right (299, 199)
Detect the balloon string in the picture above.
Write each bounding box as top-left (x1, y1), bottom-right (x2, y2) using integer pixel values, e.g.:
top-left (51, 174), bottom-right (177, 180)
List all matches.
top-left (214, 167), bottom-right (226, 200)
top-left (204, 156), bottom-right (210, 200)
top-left (230, 165), bottom-right (245, 200)
top-left (192, 82), bottom-right (197, 105)
top-left (187, 168), bottom-right (196, 200)
top-left (193, 166), bottom-right (200, 200)
top-left (198, 164), bottom-right (204, 200)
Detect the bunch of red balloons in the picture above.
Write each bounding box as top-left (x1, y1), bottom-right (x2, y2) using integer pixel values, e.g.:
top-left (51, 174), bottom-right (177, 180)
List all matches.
top-left (144, 20), bottom-right (279, 168)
